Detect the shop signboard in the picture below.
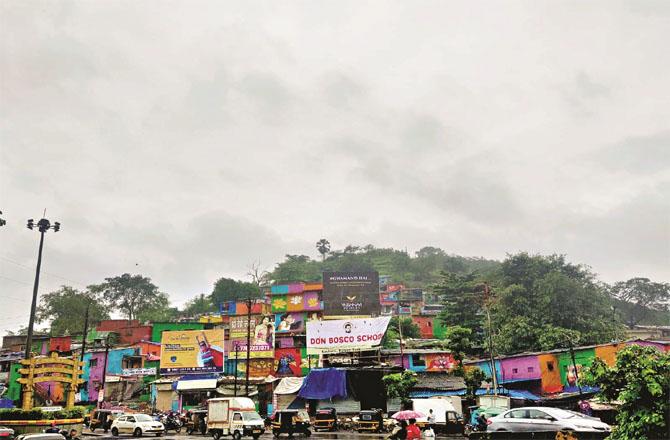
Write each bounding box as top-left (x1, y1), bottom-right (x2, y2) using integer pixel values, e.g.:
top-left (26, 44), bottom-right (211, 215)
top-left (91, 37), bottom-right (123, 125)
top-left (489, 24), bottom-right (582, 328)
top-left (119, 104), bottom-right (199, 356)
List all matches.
top-left (229, 315), bottom-right (274, 359)
top-left (121, 367), bottom-right (157, 376)
top-left (159, 329), bottom-right (225, 374)
top-left (322, 271), bottom-right (380, 316)
top-left (306, 316), bottom-right (391, 354)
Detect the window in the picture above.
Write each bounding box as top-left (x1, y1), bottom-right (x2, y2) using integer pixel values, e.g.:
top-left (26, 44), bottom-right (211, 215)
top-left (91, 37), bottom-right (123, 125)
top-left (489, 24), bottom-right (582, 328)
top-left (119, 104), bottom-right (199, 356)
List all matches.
top-left (529, 410), bottom-right (553, 421)
top-left (512, 368), bottom-right (518, 374)
top-left (527, 367), bottom-right (534, 372)
top-left (412, 355), bottom-right (426, 367)
top-left (126, 417), bottom-right (135, 423)
top-left (233, 413), bottom-right (243, 422)
top-left (89, 359), bottom-right (98, 367)
top-left (505, 410), bottom-right (529, 419)
top-left (547, 361), bottom-right (554, 371)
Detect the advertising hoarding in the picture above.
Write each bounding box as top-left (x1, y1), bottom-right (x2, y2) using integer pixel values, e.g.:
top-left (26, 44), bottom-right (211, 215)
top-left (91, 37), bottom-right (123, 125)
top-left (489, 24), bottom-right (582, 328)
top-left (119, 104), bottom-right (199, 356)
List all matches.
top-left (322, 271), bottom-right (380, 316)
top-left (229, 315), bottom-right (274, 359)
top-left (306, 316), bottom-right (391, 354)
top-left (160, 329), bottom-right (224, 374)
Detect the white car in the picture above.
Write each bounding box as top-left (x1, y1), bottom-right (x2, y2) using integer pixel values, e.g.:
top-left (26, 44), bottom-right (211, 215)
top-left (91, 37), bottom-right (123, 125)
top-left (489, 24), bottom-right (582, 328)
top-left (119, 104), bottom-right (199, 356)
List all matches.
top-left (111, 414), bottom-right (164, 437)
top-left (487, 407), bottom-right (611, 433)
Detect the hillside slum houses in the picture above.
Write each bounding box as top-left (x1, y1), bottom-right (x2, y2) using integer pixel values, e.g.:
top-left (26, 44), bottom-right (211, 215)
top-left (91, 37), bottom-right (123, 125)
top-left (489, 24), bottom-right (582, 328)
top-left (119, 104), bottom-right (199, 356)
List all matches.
top-left (1, 272), bottom-right (668, 416)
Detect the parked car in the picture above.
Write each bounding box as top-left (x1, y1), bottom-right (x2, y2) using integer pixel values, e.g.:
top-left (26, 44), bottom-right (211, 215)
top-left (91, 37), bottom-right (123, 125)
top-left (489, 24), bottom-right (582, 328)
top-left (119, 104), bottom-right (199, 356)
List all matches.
top-left (487, 407), bottom-right (611, 433)
top-left (111, 414), bottom-right (165, 437)
top-left (16, 435), bottom-right (65, 440)
top-left (0, 427), bottom-right (15, 439)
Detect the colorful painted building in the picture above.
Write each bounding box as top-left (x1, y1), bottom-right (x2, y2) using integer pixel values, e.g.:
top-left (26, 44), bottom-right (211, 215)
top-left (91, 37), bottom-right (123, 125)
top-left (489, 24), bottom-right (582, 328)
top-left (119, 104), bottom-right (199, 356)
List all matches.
top-left (151, 322), bottom-right (205, 343)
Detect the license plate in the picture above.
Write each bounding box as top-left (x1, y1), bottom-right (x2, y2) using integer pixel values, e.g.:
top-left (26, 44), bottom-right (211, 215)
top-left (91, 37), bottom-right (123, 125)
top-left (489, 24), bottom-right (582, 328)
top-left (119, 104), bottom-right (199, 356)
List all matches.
top-left (252, 430), bottom-right (261, 433)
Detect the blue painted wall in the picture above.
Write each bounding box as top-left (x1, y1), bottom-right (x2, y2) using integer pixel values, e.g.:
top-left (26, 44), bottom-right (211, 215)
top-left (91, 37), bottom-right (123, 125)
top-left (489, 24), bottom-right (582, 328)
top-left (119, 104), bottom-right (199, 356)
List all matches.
top-left (472, 359), bottom-right (503, 384)
top-left (107, 348), bottom-right (137, 374)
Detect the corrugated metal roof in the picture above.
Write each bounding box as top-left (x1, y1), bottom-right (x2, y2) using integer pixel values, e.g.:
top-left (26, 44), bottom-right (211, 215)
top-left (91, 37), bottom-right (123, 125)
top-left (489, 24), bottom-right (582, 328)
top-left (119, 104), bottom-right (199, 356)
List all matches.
top-left (413, 373), bottom-right (465, 391)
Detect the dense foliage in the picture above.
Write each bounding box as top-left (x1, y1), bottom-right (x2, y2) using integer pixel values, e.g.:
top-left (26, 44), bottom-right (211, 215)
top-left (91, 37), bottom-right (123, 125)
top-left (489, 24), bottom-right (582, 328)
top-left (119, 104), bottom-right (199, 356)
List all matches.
top-left (382, 370), bottom-right (418, 407)
top-left (36, 286), bottom-right (109, 336)
top-left (88, 274), bottom-right (166, 321)
top-left (435, 253), bottom-right (627, 355)
top-left (608, 277), bottom-right (670, 328)
top-left (269, 245), bottom-right (499, 285)
top-left (0, 406), bottom-right (86, 420)
top-left (210, 277), bottom-right (261, 304)
top-left (382, 316), bottom-right (421, 349)
top-left (584, 345), bottom-right (670, 440)
top-left (462, 367), bottom-right (487, 397)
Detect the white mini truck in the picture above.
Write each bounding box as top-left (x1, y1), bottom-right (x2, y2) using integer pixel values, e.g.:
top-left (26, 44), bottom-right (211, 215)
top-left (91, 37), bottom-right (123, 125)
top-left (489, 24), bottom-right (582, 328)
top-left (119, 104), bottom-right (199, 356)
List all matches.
top-left (207, 397), bottom-right (265, 440)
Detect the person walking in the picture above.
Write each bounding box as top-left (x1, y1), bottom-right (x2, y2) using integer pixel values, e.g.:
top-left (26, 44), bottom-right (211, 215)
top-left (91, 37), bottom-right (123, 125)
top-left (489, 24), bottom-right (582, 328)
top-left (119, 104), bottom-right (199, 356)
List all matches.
top-left (427, 409), bottom-right (435, 432)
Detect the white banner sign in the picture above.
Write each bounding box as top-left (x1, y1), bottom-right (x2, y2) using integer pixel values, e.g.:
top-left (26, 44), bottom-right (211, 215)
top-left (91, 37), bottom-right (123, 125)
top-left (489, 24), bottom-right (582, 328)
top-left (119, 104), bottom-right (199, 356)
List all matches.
top-left (122, 367), bottom-right (157, 376)
top-left (306, 316), bottom-right (391, 354)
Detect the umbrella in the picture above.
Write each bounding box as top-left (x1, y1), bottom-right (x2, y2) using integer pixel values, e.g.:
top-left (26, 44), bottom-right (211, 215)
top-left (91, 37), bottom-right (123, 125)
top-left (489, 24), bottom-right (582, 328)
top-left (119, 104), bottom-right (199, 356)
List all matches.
top-left (391, 410), bottom-right (425, 420)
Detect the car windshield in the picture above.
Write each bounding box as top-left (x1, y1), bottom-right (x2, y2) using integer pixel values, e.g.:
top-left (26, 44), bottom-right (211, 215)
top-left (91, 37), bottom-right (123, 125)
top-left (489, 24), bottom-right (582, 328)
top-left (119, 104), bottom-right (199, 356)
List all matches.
top-left (135, 415), bottom-right (153, 422)
top-left (242, 412), bottom-right (261, 421)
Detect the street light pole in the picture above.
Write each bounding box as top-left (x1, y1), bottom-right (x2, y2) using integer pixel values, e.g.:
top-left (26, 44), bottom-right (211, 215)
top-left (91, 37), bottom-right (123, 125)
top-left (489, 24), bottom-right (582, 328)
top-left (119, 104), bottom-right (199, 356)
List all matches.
top-left (25, 217), bottom-right (60, 360)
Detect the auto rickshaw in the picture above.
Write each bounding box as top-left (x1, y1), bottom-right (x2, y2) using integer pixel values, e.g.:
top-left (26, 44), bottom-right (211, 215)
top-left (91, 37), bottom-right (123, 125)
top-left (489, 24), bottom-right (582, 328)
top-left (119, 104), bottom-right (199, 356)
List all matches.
top-left (271, 410), bottom-right (311, 437)
top-left (354, 409), bottom-right (384, 433)
top-left (445, 410), bottom-right (465, 435)
top-left (185, 409), bottom-right (208, 435)
top-left (89, 409), bottom-right (124, 433)
top-left (313, 408), bottom-right (337, 432)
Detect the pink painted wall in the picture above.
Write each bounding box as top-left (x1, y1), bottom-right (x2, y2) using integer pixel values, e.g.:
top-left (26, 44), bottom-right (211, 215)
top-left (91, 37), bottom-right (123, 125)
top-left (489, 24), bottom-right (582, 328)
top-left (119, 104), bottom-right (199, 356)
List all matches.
top-left (500, 355), bottom-right (541, 382)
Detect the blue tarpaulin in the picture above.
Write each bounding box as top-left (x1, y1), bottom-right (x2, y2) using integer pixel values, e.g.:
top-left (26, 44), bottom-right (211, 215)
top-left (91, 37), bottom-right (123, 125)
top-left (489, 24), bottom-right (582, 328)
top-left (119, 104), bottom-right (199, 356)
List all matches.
top-left (298, 368), bottom-right (347, 400)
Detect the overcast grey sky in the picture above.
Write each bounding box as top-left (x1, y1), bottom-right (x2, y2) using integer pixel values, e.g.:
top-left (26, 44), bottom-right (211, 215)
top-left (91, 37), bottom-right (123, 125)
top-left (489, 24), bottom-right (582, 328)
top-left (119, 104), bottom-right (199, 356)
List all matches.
top-left (1, 1), bottom-right (669, 335)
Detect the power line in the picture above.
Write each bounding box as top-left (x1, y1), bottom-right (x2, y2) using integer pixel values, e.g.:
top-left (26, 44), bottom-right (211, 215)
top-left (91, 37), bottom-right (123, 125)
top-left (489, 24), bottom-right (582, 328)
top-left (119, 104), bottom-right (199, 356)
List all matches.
top-left (0, 274), bottom-right (32, 286)
top-left (0, 256), bottom-right (87, 288)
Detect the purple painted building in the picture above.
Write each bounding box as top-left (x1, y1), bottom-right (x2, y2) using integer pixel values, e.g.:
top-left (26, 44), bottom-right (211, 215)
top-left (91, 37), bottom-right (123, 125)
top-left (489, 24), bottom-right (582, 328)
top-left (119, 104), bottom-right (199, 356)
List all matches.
top-left (500, 355), bottom-right (542, 382)
top-left (82, 351), bottom-right (107, 402)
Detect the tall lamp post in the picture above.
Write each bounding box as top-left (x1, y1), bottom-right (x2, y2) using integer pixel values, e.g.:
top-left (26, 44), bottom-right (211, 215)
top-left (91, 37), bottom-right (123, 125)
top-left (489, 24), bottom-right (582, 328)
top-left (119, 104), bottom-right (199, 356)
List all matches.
top-left (24, 217), bottom-right (60, 359)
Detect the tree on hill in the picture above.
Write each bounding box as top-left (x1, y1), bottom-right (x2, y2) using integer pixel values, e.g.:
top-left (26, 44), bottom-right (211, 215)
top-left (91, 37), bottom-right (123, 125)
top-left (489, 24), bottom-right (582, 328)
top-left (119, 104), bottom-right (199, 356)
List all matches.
top-left (315, 239), bottom-right (331, 261)
top-left (210, 277), bottom-right (261, 305)
top-left (608, 277), bottom-right (670, 328)
top-left (435, 272), bottom-right (487, 340)
top-left (37, 286), bottom-right (109, 335)
top-left (89, 273), bottom-right (165, 321)
top-left (181, 294), bottom-right (214, 317)
top-left (490, 253), bottom-right (625, 354)
top-left (382, 316), bottom-right (421, 348)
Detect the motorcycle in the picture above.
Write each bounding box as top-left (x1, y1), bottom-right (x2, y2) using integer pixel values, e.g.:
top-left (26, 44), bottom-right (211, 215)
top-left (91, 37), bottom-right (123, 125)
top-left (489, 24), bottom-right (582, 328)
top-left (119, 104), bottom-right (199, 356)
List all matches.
top-left (162, 414), bottom-right (182, 433)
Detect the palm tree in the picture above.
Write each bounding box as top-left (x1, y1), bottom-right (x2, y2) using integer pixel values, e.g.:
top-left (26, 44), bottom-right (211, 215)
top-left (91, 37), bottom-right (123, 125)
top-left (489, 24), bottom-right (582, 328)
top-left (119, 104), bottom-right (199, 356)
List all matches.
top-left (316, 239), bottom-right (331, 262)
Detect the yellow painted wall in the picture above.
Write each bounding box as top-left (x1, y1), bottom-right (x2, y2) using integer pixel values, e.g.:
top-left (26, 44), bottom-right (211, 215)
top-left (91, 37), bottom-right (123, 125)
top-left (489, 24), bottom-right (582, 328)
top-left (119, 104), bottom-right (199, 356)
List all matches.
top-left (538, 354), bottom-right (562, 394)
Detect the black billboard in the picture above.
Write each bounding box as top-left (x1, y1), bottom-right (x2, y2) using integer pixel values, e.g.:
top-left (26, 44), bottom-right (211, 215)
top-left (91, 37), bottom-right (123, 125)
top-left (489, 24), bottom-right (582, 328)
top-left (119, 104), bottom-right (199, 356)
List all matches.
top-left (322, 271), bottom-right (380, 316)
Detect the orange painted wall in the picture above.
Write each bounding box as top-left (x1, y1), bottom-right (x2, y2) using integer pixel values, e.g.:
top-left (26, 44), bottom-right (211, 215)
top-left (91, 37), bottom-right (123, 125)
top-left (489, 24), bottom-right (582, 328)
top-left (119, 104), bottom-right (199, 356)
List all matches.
top-left (595, 343), bottom-right (624, 366)
top-left (538, 353), bottom-right (562, 394)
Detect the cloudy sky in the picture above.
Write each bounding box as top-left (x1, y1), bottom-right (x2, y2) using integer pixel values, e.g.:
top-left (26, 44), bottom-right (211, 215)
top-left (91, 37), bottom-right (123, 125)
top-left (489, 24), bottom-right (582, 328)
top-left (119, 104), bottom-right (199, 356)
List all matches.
top-left (1, 1), bottom-right (668, 335)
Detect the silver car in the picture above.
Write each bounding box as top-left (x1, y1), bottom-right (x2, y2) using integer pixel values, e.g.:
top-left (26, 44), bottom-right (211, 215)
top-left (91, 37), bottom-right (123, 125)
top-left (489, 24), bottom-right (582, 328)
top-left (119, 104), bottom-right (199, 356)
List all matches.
top-left (487, 407), bottom-right (611, 433)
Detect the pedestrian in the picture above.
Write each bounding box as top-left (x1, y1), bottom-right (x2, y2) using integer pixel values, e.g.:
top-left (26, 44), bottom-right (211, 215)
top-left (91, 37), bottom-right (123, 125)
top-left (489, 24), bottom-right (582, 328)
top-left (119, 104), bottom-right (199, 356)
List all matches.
top-left (388, 420), bottom-right (407, 440)
top-left (406, 418), bottom-right (421, 440)
top-left (427, 409), bottom-right (435, 431)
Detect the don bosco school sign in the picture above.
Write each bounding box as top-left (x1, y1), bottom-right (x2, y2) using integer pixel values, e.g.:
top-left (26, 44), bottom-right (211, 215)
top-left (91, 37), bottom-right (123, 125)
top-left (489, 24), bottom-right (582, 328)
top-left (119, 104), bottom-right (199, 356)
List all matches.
top-left (306, 316), bottom-right (391, 354)
top-left (322, 271), bottom-right (380, 316)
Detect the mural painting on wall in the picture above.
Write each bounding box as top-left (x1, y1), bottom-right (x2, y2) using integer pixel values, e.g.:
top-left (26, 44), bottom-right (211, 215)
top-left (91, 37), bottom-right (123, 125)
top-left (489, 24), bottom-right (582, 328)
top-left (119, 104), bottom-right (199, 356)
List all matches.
top-left (229, 316), bottom-right (274, 359)
top-left (274, 348), bottom-right (302, 377)
top-left (275, 313), bottom-right (305, 333)
top-left (425, 353), bottom-right (457, 372)
top-left (272, 293), bottom-right (323, 313)
top-left (566, 364), bottom-right (584, 387)
top-left (300, 348), bottom-right (319, 375)
top-left (236, 359), bottom-right (275, 377)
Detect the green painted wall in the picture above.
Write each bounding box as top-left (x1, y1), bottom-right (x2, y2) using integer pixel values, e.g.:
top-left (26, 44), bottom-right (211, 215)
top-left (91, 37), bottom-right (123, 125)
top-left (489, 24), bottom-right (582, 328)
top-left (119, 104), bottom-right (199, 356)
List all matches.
top-left (433, 319), bottom-right (447, 339)
top-left (150, 322), bottom-right (204, 342)
top-left (7, 363), bottom-right (22, 402)
top-left (558, 348), bottom-right (595, 386)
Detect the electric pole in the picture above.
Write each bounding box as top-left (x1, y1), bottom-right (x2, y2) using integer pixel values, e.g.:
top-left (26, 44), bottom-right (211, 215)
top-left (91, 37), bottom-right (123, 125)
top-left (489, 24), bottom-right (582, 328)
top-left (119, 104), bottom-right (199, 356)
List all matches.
top-left (245, 297), bottom-right (252, 396)
top-left (99, 333), bottom-right (111, 408)
top-left (80, 303), bottom-right (91, 364)
top-left (484, 283), bottom-right (498, 395)
top-left (25, 217), bottom-right (60, 359)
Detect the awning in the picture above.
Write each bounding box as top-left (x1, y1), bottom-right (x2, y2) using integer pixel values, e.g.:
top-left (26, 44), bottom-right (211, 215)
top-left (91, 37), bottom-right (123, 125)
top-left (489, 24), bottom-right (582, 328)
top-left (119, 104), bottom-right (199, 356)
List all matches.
top-left (177, 379), bottom-right (218, 391)
top-left (273, 377), bottom-right (304, 395)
